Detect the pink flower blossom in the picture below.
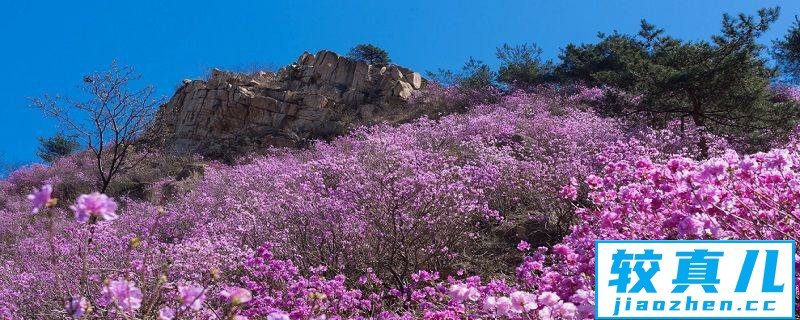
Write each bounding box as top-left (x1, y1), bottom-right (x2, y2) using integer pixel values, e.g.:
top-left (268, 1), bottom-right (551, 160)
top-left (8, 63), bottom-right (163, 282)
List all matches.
top-left (510, 291), bottom-right (537, 313)
top-left (178, 284), bottom-right (205, 310)
top-left (27, 184), bottom-right (53, 214)
top-left (448, 284), bottom-right (467, 303)
top-left (267, 312), bottom-right (290, 320)
top-left (559, 177), bottom-right (578, 200)
top-left (677, 215), bottom-right (705, 238)
top-left (482, 296), bottom-right (497, 313)
top-left (538, 291), bottom-right (561, 307)
top-left (494, 297), bottom-right (513, 317)
top-left (517, 240), bottom-right (531, 251)
top-left (70, 192), bottom-right (118, 223)
top-left (555, 302), bottom-right (578, 319)
top-left (448, 284), bottom-right (480, 303)
top-left (220, 287), bottom-right (251, 305)
top-left (158, 307), bottom-right (175, 320)
top-left (697, 158), bottom-right (728, 181)
top-left (586, 175), bottom-right (603, 188)
top-left (538, 306), bottom-right (553, 320)
top-left (101, 279), bottom-right (142, 313)
top-left (65, 295), bottom-right (88, 319)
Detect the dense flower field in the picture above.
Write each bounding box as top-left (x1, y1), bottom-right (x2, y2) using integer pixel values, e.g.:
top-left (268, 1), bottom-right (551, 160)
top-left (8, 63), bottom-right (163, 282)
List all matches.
top-left (0, 87), bottom-right (797, 319)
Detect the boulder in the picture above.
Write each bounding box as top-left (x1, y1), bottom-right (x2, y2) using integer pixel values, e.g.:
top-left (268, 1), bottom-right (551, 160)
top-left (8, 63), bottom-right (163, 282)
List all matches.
top-left (393, 81), bottom-right (414, 100)
top-left (150, 50), bottom-right (426, 159)
top-left (406, 72), bottom-right (422, 89)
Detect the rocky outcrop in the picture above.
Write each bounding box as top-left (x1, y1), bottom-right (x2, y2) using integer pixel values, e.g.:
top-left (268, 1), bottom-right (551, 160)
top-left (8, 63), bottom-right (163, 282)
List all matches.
top-left (151, 50), bottom-right (425, 159)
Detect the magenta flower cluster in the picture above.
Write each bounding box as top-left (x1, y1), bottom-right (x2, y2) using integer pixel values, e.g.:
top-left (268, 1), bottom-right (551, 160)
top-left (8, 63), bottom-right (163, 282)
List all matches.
top-left (71, 192), bottom-right (119, 223)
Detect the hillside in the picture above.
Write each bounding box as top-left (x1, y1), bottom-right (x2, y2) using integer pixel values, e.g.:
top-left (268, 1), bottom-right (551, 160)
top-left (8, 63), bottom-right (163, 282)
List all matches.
top-left (4, 74), bottom-right (800, 318)
top-left (4, 6), bottom-right (800, 318)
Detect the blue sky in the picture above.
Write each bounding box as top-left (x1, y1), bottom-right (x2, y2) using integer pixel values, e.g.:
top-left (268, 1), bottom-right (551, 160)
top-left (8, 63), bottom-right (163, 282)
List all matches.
top-left (1, 0), bottom-right (798, 166)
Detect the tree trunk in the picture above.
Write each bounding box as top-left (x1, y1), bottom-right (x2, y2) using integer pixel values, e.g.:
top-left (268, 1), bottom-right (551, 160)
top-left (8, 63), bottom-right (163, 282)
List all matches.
top-left (690, 103), bottom-right (709, 159)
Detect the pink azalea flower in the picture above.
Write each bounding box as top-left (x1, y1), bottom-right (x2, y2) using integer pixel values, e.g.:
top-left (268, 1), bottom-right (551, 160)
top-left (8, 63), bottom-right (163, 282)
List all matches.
top-left (102, 279), bottom-right (142, 313)
top-left (538, 291), bottom-right (561, 307)
top-left (555, 302), bottom-right (578, 319)
top-left (517, 240), bottom-right (531, 252)
top-left (495, 297), bottom-right (513, 316)
top-left (448, 284), bottom-right (469, 303)
top-left (449, 284), bottom-right (480, 303)
top-left (466, 287), bottom-right (481, 302)
top-left (267, 312), bottom-right (290, 320)
top-left (70, 192), bottom-right (118, 223)
top-left (158, 307), bottom-right (175, 320)
top-left (559, 177), bottom-right (578, 200)
top-left (538, 306), bottom-right (553, 320)
top-left (510, 291), bottom-right (537, 313)
top-left (27, 184), bottom-right (53, 214)
top-left (65, 295), bottom-right (89, 319)
top-left (677, 215), bottom-right (704, 238)
top-left (178, 284), bottom-right (205, 311)
top-left (482, 296), bottom-right (497, 313)
top-left (220, 287), bottom-right (251, 305)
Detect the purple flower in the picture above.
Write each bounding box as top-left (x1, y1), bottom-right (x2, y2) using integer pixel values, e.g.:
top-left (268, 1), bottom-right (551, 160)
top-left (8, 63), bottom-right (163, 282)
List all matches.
top-left (559, 177), bottom-right (578, 200)
top-left (101, 279), bottom-right (142, 313)
top-left (178, 284), bottom-right (205, 311)
top-left (696, 159), bottom-right (728, 181)
top-left (158, 307), bottom-right (175, 320)
top-left (267, 312), bottom-right (290, 320)
top-left (467, 287), bottom-right (481, 302)
top-left (555, 301), bottom-right (578, 319)
top-left (517, 240), bottom-right (531, 252)
top-left (482, 296), bottom-right (497, 313)
top-left (220, 287), bottom-right (251, 305)
top-left (494, 297), bottom-right (513, 317)
top-left (65, 295), bottom-right (89, 318)
top-left (510, 291), bottom-right (537, 313)
top-left (27, 184), bottom-right (54, 214)
top-left (677, 215), bottom-right (705, 238)
top-left (538, 291), bottom-right (561, 307)
top-left (448, 284), bottom-right (467, 303)
top-left (70, 192), bottom-right (118, 223)
top-left (449, 284), bottom-right (480, 303)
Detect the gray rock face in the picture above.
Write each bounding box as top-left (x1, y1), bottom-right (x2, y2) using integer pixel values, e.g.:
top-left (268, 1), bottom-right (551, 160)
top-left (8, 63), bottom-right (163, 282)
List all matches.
top-left (152, 50), bottom-right (425, 159)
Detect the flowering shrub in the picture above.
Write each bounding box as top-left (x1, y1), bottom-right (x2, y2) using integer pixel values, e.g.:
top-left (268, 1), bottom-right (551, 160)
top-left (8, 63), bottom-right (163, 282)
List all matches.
top-left (236, 241), bottom-right (582, 319)
top-left (771, 83), bottom-right (800, 103)
top-left (410, 82), bottom-right (503, 113)
top-left (159, 89), bottom-right (628, 288)
top-left (527, 146), bottom-right (800, 316)
top-left (633, 119), bottom-right (730, 158)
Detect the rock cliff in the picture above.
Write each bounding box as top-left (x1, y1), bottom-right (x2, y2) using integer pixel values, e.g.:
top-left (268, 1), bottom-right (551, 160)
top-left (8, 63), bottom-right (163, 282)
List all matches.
top-left (151, 50), bottom-right (425, 159)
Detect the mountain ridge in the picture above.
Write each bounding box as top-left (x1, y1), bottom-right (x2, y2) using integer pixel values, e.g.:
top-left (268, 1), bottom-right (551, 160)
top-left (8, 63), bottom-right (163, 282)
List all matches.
top-left (149, 50), bottom-right (426, 160)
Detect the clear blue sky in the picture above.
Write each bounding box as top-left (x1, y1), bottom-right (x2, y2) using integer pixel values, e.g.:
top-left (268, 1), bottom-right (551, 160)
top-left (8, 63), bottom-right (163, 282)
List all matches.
top-left (1, 0), bottom-right (798, 166)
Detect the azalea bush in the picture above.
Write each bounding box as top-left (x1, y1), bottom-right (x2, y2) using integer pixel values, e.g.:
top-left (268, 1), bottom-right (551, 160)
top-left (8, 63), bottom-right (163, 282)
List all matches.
top-left (159, 89), bottom-right (630, 284)
top-left (531, 144), bottom-right (800, 316)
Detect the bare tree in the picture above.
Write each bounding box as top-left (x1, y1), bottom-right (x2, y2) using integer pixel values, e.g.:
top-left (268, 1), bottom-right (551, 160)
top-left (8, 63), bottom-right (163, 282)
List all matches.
top-left (31, 62), bottom-right (162, 193)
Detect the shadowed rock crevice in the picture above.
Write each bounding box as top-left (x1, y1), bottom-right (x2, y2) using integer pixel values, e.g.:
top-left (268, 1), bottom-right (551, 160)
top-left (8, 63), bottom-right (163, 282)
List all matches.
top-left (151, 50), bottom-right (425, 160)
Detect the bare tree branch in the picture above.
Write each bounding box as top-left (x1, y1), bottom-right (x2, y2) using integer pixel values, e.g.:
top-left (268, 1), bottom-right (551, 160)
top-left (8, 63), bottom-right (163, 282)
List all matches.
top-left (30, 61), bottom-right (163, 193)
